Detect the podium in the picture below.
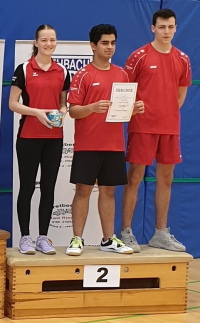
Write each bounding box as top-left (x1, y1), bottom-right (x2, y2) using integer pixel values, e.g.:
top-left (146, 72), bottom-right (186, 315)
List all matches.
top-left (0, 230), bottom-right (10, 318)
top-left (5, 246), bottom-right (192, 320)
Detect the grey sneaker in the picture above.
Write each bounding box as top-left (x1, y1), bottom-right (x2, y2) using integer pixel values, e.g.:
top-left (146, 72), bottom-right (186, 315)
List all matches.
top-left (148, 228), bottom-right (186, 252)
top-left (36, 236), bottom-right (56, 255)
top-left (19, 235), bottom-right (35, 255)
top-left (121, 227), bottom-right (141, 252)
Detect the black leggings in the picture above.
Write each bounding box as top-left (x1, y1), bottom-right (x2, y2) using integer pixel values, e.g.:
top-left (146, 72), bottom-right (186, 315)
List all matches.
top-left (16, 137), bottom-right (63, 236)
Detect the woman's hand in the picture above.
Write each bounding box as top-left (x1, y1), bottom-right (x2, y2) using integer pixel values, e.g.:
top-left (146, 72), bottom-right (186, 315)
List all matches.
top-left (35, 109), bottom-right (54, 128)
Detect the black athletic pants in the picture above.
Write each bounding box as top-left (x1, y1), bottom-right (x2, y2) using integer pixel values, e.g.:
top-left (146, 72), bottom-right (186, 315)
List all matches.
top-left (16, 137), bottom-right (63, 236)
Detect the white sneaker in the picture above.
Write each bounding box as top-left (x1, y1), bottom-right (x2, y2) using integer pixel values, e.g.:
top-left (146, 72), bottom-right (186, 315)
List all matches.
top-left (149, 228), bottom-right (186, 252)
top-left (19, 235), bottom-right (35, 255)
top-left (121, 227), bottom-right (141, 252)
top-left (100, 234), bottom-right (133, 254)
top-left (66, 236), bottom-right (84, 256)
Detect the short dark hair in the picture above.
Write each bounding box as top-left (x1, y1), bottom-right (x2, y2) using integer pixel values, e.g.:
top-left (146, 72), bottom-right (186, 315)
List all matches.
top-left (152, 8), bottom-right (176, 26)
top-left (32, 24), bottom-right (56, 56)
top-left (89, 24), bottom-right (117, 45)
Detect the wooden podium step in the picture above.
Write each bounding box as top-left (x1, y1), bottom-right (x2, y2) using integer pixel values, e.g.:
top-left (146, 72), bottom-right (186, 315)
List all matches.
top-left (0, 230), bottom-right (10, 318)
top-left (5, 246), bottom-right (193, 319)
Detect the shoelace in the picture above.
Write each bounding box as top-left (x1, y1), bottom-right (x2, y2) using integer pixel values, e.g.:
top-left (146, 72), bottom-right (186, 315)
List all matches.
top-left (111, 236), bottom-right (125, 246)
top-left (39, 237), bottom-right (53, 247)
top-left (128, 235), bottom-right (137, 243)
top-left (168, 234), bottom-right (182, 245)
top-left (71, 237), bottom-right (82, 247)
top-left (21, 236), bottom-right (33, 247)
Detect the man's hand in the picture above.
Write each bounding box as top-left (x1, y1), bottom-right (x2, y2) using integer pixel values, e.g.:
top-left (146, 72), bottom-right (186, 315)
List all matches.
top-left (92, 100), bottom-right (112, 113)
top-left (132, 101), bottom-right (145, 115)
top-left (59, 106), bottom-right (67, 127)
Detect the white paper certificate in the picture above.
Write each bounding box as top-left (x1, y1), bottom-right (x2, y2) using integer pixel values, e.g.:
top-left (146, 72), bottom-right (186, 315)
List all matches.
top-left (106, 82), bottom-right (138, 122)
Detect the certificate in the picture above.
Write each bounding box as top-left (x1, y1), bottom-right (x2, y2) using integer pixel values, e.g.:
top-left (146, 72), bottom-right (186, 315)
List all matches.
top-left (106, 82), bottom-right (138, 122)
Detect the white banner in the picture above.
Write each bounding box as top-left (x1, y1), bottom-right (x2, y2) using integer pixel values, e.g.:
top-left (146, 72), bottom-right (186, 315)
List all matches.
top-left (12, 40), bottom-right (102, 247)
top-left (0, 40), bottom-right (5, 126)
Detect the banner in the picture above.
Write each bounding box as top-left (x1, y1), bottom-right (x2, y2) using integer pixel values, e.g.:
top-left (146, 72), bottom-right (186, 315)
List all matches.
top-left (12, 40), bottom-right (102, 247)
top-left (0, 40), bottom-right (5, 127)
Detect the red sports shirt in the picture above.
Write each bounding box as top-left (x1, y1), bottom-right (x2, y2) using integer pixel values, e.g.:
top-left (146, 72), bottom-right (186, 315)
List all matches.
top-left (11, 56), bottom-right (70, 138)
top-left (124, 43), bottom-right (191, 135)
top-left (68, 63), bottom-right (129, 151)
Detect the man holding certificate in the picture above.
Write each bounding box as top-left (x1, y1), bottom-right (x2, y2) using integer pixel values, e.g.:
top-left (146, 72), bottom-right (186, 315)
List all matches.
top-left (121, 9), bottom-right (191, 252)
top-left (66, 24), bottom-right (144, 256)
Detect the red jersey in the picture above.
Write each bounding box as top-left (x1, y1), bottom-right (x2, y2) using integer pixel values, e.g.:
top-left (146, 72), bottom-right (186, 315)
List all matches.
top-left (68, 63), bottom-right (128, 151)
top-left (124, 43), bottom-right (191, 135)
top-left (11, 56), bottom-right (70, 138)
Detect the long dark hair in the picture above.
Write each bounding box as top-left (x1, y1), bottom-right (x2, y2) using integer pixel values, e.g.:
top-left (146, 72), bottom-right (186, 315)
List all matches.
top-left (32, 24), bottom-right (56, 57)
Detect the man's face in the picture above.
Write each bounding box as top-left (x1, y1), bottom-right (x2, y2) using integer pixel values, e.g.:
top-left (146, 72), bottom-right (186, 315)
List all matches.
top-left (151, 17), bottom-right (176, 44)
top-left (91, 34), bottom-right (116, 59)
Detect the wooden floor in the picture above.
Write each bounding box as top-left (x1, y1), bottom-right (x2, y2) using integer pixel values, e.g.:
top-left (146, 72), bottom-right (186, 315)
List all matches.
top-left (0, 258), bottom-right (199, 323)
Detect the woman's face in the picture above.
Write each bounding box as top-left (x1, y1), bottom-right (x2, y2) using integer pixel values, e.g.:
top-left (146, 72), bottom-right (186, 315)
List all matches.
top-left (34, 29), bottom-right (57, 56)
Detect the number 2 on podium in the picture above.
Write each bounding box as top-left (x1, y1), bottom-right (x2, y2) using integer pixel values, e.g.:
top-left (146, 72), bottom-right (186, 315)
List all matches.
top-left (96, 267), bottom-right (108, 282)
top-left (83, 265), bottom-right (120, 287)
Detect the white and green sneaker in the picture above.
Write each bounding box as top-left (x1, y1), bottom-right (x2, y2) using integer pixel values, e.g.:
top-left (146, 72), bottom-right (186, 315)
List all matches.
top-left (66, 236), bottom-right (84, 256)
top-left (100, 234), bottom-right (133, 254)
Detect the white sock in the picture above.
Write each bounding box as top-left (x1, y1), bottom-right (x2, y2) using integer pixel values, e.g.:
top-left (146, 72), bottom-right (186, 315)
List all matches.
top-left (74, 235), bottom-right (82, 240)
top-left (156, 228), bottom-right (168, 234)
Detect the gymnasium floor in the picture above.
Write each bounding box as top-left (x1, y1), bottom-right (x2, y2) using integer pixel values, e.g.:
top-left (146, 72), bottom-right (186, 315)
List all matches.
top-left (0, 258), bottom-right (199, 323)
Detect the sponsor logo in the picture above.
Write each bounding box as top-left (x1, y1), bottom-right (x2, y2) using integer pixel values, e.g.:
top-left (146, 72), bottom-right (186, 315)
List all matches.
top-left (125, 65), bottom-right (133, 70)
top-left (150, 66), bottom-right (157, 69)
top-left (52, 55), bottom-right (93, 80)
top-left (32, 72), bottom-right (38, 77)
top-left (60, 142), bottom-right (74, 168)
top-left (50, 203), bottom-right (72, 228)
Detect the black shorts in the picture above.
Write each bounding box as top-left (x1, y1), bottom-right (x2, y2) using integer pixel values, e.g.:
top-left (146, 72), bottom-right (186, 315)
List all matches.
top-left (70, 151), bottom-right (127, 186)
